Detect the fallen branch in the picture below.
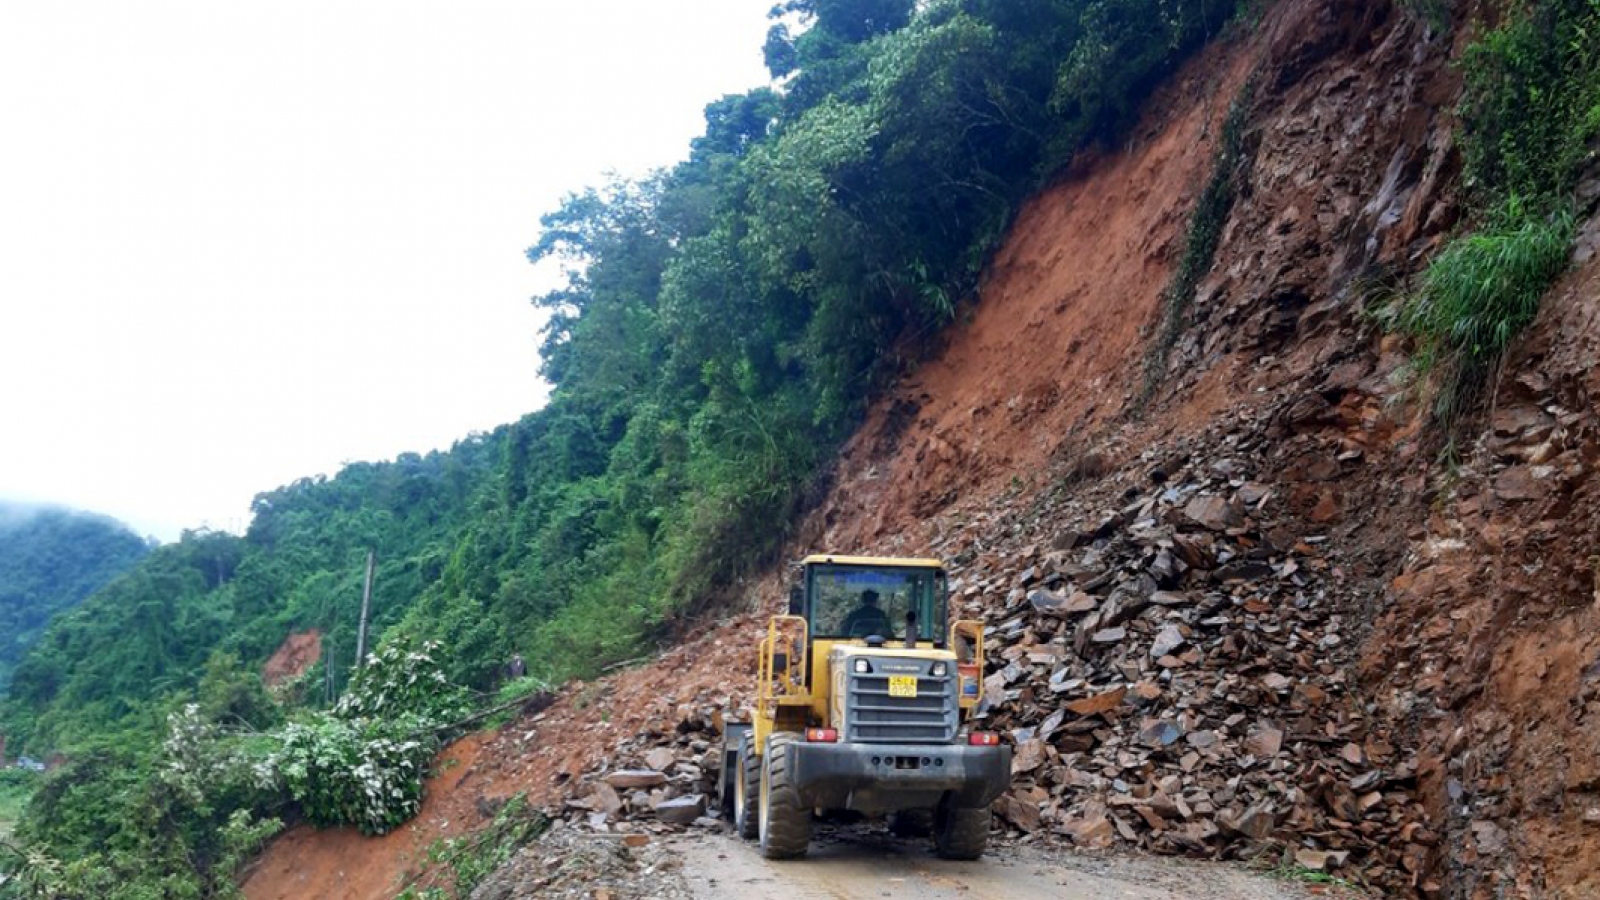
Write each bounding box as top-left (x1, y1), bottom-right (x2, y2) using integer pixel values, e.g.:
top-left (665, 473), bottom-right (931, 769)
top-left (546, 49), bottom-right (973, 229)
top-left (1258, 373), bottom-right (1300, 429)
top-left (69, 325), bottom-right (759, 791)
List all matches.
top-left (409, 692), bottom-right (555, 741)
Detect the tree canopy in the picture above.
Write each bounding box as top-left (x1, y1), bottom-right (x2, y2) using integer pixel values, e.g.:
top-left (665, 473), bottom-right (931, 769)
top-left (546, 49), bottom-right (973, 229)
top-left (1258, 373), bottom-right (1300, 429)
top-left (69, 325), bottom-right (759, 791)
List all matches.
top-left (0, 504), bottom-right (150, 695)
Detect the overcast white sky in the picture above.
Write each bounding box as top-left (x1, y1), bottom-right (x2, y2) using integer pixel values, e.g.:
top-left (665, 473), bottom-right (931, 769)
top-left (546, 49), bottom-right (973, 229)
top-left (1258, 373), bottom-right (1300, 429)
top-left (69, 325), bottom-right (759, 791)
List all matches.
top-left (0, 1), bottom-right (772, 541)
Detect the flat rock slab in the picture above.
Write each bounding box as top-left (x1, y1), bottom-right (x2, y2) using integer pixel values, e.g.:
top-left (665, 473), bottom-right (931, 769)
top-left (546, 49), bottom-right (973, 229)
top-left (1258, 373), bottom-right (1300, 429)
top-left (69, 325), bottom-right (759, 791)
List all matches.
top-left (654, 794), bottom-right (706, 825)
top-left (605, 769), bottom-right (668, 789)
top-left (645, 747), bottom-right (679, 772)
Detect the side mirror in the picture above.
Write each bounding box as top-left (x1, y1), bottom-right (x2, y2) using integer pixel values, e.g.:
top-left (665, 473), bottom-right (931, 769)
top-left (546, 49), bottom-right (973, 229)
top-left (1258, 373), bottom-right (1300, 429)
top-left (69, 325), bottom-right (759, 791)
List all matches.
top-left (788, 585), bottom-right (804, 616)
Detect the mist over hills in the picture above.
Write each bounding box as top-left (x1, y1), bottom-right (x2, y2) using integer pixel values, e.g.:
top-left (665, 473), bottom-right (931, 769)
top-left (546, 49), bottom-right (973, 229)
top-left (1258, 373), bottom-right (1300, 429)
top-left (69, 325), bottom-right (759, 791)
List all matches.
top-left (0, 500), bottom-right (151, 693)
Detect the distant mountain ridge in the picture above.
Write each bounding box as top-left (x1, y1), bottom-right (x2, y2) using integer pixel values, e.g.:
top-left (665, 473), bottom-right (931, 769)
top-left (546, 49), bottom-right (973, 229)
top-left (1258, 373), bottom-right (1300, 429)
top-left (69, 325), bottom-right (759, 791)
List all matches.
top-left (0, 501), bottom-right (151, 693)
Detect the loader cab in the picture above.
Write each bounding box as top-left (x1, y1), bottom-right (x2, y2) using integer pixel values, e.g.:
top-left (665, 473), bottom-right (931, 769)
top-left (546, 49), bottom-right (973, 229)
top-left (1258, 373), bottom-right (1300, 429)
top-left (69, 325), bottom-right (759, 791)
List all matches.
top-left (792, 556), bottom-right (948, 648)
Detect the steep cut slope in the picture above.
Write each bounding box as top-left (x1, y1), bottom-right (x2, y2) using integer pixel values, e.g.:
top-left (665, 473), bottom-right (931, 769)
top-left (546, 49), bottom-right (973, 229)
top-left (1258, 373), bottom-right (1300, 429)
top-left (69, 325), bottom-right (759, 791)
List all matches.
top-left (805, 37), bottom-right (1257, 552)
top-left (1368, 223), bottom-right (1600, 897)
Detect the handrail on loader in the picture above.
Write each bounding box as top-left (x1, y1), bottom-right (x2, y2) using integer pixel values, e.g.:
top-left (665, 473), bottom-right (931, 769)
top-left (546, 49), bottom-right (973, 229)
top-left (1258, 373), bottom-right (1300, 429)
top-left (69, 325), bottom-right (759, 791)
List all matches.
top-left (950, 619), bottom-right (985, 710)
top-left (757, 614), bottom-right (808, 720)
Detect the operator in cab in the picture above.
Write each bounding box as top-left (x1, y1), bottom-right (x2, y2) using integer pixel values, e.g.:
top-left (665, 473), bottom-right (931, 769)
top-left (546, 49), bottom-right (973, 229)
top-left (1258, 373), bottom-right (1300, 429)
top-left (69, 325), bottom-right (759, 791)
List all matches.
top-left (841, 589), bottom-right (892, 638)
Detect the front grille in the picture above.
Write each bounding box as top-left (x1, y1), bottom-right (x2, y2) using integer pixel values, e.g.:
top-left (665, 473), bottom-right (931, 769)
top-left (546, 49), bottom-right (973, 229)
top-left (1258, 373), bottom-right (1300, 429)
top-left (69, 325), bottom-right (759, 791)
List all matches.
top-left (845, 665), bottom-right (958, 743)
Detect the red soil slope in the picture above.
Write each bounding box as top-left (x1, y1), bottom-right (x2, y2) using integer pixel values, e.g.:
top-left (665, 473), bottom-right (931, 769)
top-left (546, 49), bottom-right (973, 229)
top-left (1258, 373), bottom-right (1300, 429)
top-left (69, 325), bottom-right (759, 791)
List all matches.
top-left (262, 630), bottom-right (322, 687)
top-left (805, 38), bottom-right (1257, 556)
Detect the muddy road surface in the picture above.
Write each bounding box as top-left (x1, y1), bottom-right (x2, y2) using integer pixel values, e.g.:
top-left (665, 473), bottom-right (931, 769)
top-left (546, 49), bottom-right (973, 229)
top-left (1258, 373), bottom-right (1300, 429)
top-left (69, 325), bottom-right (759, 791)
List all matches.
top-left (676, 828), bottom-right (1352, 900)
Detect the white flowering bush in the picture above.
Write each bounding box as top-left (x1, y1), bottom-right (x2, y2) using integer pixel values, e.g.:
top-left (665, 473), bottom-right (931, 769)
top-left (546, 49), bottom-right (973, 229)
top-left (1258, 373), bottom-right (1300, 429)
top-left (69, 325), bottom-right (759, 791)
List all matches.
top-left (159, 703), bottom-right (266, 812)
top-left (334, 638), bottom-right (468, 722)
top-left (264, 635), bottom-right (470, 835)
top-left (269, 717), bottom-right (431, 835)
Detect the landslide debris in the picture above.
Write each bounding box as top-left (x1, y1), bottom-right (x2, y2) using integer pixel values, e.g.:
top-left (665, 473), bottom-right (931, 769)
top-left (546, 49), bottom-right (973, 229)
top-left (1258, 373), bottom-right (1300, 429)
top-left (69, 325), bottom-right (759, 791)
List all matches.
top-left (470, 826), bottom-right (691, 900)
top-left (930, 397), bottom-right (1429, 895)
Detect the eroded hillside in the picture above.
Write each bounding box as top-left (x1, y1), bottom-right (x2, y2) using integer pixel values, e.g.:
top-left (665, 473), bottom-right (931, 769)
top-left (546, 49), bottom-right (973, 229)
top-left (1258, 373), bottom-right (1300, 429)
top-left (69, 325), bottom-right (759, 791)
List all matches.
top-left (244, 1), bottom-right (1600, 897)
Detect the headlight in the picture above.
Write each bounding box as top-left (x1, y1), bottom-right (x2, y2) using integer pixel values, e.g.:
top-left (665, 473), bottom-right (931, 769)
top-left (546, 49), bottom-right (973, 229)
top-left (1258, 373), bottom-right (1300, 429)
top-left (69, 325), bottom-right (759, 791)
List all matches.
top-left (930, 662), bottom-right (948, 677)
top-left (853, 658), bottom-right (872, 674)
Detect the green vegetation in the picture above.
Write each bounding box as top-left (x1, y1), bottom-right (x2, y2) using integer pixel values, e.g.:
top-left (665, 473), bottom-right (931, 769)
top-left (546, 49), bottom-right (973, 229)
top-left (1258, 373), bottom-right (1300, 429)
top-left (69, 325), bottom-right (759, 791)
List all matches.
top-left (0, 637), bottom-right (478, 896)
top-left (0, 503), bottom-right (150, 692)
top-left (1395, 201), bottom-right (1575, 423)
top-left (1, 1), bottom-right (1251, 894)
top-left (1142, 81), bottom-right (1255, 399)
top-left (0, 770), bottom-right (37, 839)
top-left (393, 795), bottom-right (549, 900)
top-left (1262, 861), bottom-right (1359, 890)
top-left (1392, 0), bottom-right (1600, 427)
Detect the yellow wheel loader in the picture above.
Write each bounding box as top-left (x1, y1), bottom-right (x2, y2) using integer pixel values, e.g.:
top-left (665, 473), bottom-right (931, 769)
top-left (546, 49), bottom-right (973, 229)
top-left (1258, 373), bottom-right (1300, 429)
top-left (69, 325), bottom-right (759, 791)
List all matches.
top-left (717, 555), bottom-right (1011, 859)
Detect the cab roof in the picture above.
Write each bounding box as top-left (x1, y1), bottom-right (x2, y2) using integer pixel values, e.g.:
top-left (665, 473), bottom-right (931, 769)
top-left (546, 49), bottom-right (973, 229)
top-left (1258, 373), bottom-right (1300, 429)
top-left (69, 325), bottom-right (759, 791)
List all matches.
top-left (800, 554), bottom-right (945, 569)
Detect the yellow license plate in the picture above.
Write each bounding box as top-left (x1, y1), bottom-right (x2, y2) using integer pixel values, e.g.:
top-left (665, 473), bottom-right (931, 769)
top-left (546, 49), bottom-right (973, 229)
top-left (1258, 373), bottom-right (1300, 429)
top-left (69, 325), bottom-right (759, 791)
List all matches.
top-left (888, 675), bottom-right (918, 698)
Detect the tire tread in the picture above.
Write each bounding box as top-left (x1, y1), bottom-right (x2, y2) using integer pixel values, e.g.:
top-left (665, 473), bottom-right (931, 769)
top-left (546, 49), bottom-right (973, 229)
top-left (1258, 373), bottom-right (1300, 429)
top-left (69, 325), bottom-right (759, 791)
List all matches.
top-left (736, 731), bottom-right (760, 840)
top-left (933, 803), bottom-right (990, 860)
top-left (759, 732), bottom-right (812, 859)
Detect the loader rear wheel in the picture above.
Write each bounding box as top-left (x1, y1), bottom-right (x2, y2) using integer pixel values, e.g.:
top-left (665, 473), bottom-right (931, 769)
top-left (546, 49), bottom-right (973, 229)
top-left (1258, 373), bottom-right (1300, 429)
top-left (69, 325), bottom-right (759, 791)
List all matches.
top-left (758, 732), bottom-right (811, 859)
top-left (734, 730), bottom-right (759, 840)
top-left (933, 802), bottom-right (991, 860)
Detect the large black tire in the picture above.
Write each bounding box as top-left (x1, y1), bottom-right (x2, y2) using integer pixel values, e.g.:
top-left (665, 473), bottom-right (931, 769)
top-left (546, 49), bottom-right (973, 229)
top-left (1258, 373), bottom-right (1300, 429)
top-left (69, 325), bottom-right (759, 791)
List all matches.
top-left (758, 732), bottom-right (812, 859)
top-left (933, 802), bottom-right (991, 860)
top-left (735, 730), bottom-right (760, 840)
top-left (888, 808), bottom-right (935, 838)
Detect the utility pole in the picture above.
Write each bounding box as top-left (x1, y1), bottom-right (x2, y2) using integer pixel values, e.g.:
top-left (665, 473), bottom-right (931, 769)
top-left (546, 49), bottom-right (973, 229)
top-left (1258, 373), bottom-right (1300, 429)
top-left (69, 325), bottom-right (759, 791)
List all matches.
top-left (356, 549), bottom-right (376, 668)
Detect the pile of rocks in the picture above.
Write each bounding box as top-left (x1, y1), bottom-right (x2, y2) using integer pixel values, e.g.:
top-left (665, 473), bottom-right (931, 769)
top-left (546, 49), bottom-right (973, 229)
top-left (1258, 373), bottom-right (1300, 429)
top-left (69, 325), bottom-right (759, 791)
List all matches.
top-left (558, 699), bottom-right (732, 833)
top-left (933, 418), bottom-right (1433, 893)
top-left (470, 822), bottom-right (692, 900)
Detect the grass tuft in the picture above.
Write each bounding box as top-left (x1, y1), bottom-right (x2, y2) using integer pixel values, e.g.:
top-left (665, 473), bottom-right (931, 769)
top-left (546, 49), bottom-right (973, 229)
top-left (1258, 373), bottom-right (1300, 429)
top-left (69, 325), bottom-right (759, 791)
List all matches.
top-left (1390, 199), bottom-right (1574, 427)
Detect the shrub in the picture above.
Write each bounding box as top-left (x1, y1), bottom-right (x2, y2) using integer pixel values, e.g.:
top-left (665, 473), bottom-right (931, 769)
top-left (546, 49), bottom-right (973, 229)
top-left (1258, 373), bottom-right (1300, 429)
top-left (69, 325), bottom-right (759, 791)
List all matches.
top-left (334, 638), bottom-right (469, 723)
top-left (268, 636), bottom-right (469, 835)
top-left (269, 716), bottom-right (433, 835)
top-left (1397, 201), bottom-right (1575, 366)
top-left (1457, 0), bottom-right (1600, 205)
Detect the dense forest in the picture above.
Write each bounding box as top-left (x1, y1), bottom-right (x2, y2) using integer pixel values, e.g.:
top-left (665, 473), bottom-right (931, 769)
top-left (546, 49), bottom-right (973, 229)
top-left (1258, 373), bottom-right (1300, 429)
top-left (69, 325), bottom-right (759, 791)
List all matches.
top-left (4, 0), bottom-right (1597, 895)
top-left (0, 504), bottom-right (150, 695)
top-left (0, 443), bottom-right (500, 753)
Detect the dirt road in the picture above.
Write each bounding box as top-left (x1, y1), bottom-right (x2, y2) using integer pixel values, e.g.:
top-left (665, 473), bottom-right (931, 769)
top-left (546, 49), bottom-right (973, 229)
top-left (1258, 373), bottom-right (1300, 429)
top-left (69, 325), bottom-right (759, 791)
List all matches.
top-left (677, 828), bottom-right (1350, 900)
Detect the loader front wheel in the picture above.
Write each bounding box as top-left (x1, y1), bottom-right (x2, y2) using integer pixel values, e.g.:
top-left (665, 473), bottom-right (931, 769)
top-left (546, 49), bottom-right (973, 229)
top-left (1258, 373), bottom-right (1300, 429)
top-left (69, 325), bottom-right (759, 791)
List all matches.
top-left (735, 730), bottom-right (759, 840)
top-left (758, 732), bottom-right (811, 859)
top-left (933, 802), bottom-right (991, 860)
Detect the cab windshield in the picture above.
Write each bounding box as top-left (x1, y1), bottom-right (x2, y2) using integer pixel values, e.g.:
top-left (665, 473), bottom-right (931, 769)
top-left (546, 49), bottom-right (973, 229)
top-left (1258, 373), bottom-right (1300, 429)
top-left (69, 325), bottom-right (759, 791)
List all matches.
top-left (808, 564), bottom-right (946, 642)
